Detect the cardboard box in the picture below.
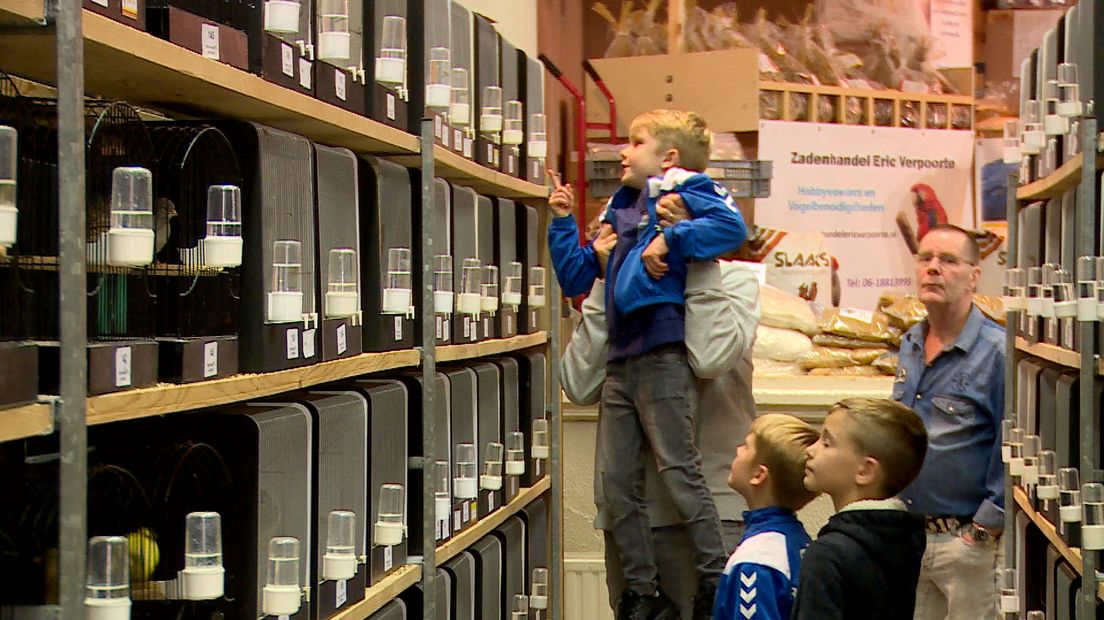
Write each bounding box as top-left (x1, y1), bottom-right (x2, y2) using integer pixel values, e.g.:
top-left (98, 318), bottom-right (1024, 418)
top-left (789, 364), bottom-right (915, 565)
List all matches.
top-left (983, 9), bottom-right (1064, 91)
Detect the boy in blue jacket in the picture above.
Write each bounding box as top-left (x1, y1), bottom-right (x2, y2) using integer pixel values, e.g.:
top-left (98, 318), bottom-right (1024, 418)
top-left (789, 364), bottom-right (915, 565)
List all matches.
top-left (547, 110), bottom-right (747, 620)
top-left (713, 414), bottom-right (819, 620)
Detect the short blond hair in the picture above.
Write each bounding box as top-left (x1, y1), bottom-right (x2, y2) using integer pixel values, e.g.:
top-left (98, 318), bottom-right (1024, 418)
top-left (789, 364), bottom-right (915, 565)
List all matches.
top-left (830, 398), bottom-right (928, 496)
top-left (629, 109), bottom-right (713, 171)
top-left (751, 414), bottom-right (820, 510)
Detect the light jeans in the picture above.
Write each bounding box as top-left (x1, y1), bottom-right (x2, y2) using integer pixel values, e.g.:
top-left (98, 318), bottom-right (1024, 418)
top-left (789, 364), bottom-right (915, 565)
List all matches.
top-left (913, 530), bottom-right (1002, 620)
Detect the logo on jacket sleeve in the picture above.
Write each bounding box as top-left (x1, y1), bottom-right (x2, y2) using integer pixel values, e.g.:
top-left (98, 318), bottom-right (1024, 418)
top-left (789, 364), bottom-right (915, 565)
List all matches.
top-left (739, 570), bottom-right (758, 618)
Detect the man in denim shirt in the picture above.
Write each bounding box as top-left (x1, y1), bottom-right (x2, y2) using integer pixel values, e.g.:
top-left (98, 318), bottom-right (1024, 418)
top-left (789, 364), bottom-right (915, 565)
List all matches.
top-left (893, 224), bottom-right (1005, 620)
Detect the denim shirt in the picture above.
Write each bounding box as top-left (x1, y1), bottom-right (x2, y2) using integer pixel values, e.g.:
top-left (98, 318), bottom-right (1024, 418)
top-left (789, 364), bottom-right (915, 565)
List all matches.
top-left (895, 305), bottom-right (1006, 529)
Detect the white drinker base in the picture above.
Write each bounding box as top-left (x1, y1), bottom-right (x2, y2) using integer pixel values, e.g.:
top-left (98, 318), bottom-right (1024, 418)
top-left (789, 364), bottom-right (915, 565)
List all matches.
top-left (1060, 505), bottom-right (1082, 523)
top-left (0, 205), bottom-right (16, 247)
top-left (999, 595), bottom-right (1019, 613)
top-left (1004, 296), bottom-right (1026, 311)
top-left (435, 497), bottom-right (450, 523)
top-left (1055, 301), bottom-right (1077, 318)
top-left (375, 57), bottom-right (405, 85)
top-left (1002, 446), bottom-right (1012, 463)
top-left (383, 288), bottom-right (412, 314)
top-left (1002, 147), bottom-right (1022, 165)
top-left (202, 235), bottom-right (243, 268)
top-left (1023, 130), bottom-right (1045, 152)
top-left (1045, 114), bottom-right (1070, 136)
top-left (530, 595), bottom-right (548, 610)
top-left (1057, 101), bottom-right (1083, 117)
top-left (318, 32), bottom-right (351, 61)
top-left (326, 291), bottom-right (359, 318)
top-left (532, 446), bottom-right (550, 459)
top-left (264, 0), bottom-right (300, 33)
top-left (426, 84), bottom-right (451, 108)
top-left (182, 566), bottom-right (225, 600)
top-left (528, 294), bottom-right (546, 309)
top-left (450, 103), bottom-right (471, 126)
top-left (1079, 298), bottom-right (1097, 321)
top-left (108, 227), bottom-right (154, 267)
top-left (502, 292), bottom-right (522, 306)
top-left (268, 291), bottom-right (304, 323)
top-left (481, 296), bottom-right (499, 313)
top-left (263, 585), bottom-right (301, 615)
top-left (323, 553), bottom-right (357, 581)
top-left (506, 461), bottom-right (525, 476)
top-left (454, 477), bottom-right (478, 500)
top-left (1097, 301), bottom-right (1104, 320)
top-left (1009, 458), bottom-right (1024, 476)
top-left (84, 598), bottom-right (131, 620)
top-left (480, 114), bottom-right (503, 133)
top-left (1082, 525), bottom-right (1104, 550)
top-left (480, 474), bottom-right (503, 491)
top-left (1039, 298), bottom-right (1054, 318)
top-left (1037, 485), bottom-right (1059, 500)
top-left (374, 521), bottom-right (404, 547)
top-left (458, 293), bottom-right (481, 315)
top-left (435, 290), bottom-right (454, 314)
top-left (1026, 297), bottom-right (1042, 316)
top-left (528, 141), bottom-right (548, 158)
top-left (1022, 467), bottom-right (1039, 486)
top-left (503, 129), bottom-right (523, 145)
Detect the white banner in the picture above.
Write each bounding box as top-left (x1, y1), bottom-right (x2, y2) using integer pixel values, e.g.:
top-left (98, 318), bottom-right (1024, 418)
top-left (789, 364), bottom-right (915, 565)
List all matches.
top-left (755, 120), bottom-right (975, 309)
top-left (930, 0), bottom-right (974, 68)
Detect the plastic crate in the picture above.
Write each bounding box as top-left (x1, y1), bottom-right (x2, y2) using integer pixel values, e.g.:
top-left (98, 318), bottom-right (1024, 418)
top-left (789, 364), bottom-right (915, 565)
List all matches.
top-left (706, 160), bottom-right (773, 198)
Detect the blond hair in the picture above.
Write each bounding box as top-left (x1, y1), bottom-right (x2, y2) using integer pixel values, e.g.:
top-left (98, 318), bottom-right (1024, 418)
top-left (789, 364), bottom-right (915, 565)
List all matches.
top-left (830, 398), bottom-right (928, 496)
top-left (751, 414), bottom-right (820, 510)
top-left (629, 109), bottom-right (713, 171)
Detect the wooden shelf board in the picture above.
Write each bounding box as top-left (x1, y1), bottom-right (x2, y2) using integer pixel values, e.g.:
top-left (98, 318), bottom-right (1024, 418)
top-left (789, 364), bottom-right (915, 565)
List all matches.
top-left (1017, 136), bottom-right (1104, 202)
top-left (389, 147), bottom-right (550, 200)
top-left (1014, 486), bottom-right (1083, 571)
top-left (331, 564), bottom-right (421, 620)
top-left (436, 478), bottom-right (551, 565)
top-left (86, 349), bottom-right (420, 425)
top-left (436, 332), bottom-right (547, 364)
top-left (1014, 337), bottom-right (1082, 369)
top-left (0, 402), bottom-right (53, 442)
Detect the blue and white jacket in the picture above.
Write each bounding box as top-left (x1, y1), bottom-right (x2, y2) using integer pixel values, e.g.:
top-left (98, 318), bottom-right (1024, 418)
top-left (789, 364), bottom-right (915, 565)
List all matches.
top-left (548, 168), bottom-right (747, 315)
top-left (713, 507), bottom-right (811, 620)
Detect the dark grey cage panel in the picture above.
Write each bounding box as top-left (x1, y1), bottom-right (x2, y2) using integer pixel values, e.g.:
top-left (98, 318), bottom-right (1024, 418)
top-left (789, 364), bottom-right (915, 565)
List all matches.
top-left (471, 535), bottom-right (504, 620)
top-left (369, 598), bottom-right (409, 619)
top-left (443, 551), bottom-right (477, 620)
top-left (359, 155), bottom-right (415, 352)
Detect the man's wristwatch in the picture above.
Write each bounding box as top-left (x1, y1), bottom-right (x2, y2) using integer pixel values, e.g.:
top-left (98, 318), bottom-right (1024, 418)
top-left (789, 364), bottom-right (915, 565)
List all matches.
top-left (967, 522), bottom-right (996, 545)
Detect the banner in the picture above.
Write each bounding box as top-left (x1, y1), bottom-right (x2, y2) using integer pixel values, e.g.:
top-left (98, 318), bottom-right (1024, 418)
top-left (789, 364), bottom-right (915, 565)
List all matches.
top-left (974, 137), bottom-right (1015, 297)
top-left (755, 120), bottom-right (975, 309)
top-left (930, 0), bottom-right (974, 68)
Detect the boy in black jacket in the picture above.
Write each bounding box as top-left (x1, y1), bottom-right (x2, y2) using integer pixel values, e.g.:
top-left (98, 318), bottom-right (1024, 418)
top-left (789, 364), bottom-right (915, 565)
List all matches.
top-left (791, 397), bottom-right (928, 620)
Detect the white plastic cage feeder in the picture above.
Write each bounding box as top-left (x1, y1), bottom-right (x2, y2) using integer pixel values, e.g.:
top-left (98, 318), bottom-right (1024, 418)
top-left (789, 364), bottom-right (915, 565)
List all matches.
top-left (317, 0), bottom-right (351, 61)
top-left (1002, 268), bottom-right (1026, 312)
top-left (503, 101), bottom-right (524, 146)
top-left (268, 240), bottom-right (305, 323)
top-left (263, 536), bottom-right (302, 616)
top-left (326, 247), bottom-right (360, 318)
top-left (182, 511), bottom-right (225, 600)
top-left (480, 265), bottom-right (499, 313)
top-left (457, 258), bottom-right (482, 315)
top-left (1043, 80), bottom-right (1070, 136)
top-left (0, 125), bottom-right (17, 248)
top-left (323, 510), bottom-right (357, 581)
top-left (531, 418), bottom-right (550, 460)
top-left (1059, 467), bottom-right (1082, 524)
top-left (528, 266), bottom-right (546, 309)
top-left (502, 261), bottom-right (523, 306)
top-left (998, 568), bottom-right (1018, 614)
top-left (1077, 257), bottom-right (1098, 321)
top-left (203, 184), bottom-right (243, 268)
top-left (480, 442), bottom-right (504, 491)
top-left (264, 0), bottom-right (301, 34)
top-left (374, 484), bottom-right (406, 547)
top-left (1057, 63), bottom-right (1083, 118)
top-left (1096, 257), bottom-right (1104, 320)
top-left (85, 535), bottom-right (131, 620)
top-left (107, 167), bottom-right (155, 267)
top-left (434, 254), bottom-right (454, 314)
top-left (1037, 450), bottom-right (1058, 501)
top-left (530, 568), bottom-right (549, 610)
top-left (505, 431), bottom-right (525, 476)
top-left (1022, 435), bottom-right (1040, 486)
top-left (1026, 267), bottom-right (1043, 318)
top-left (1083, 483), bottom-right (1104, 550)
top-left (454, 443), bottom-right (478, 500)
top-left (512, 594), bottom-right (530, 620)
top-left (426, 47), bottom-right (452, 109)
top-left (434, 460), bottom-right (451, 524)
top-left (1039, 264), bottom-right (1057, 319)
top-left (450, 68), bottom-right (471, 127)
top-left (1020, 100), bottom-right (1045, 155)
top-left (480, 86), bottom-right (503, 133)
top-left (1001, 120), bottom-right (1021, 165)
top-left (382, 246), bottom-right (412, 315)
top-left (375, 15), bottom-right (407, 85)
top-left (528, 113), bottom-right (548, 159)
top-left (1054, 269), bottom-right (1077, 319)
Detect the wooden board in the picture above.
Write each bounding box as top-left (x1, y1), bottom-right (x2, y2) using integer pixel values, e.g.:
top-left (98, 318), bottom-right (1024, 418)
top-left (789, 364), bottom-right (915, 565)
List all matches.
top-left (1017, 145), bottom-right (1104, 202)
top-left (436, 478), bottom-right (551, 565)
top-left (86, 349), bottom-right (420, 424)
top-left (436, 332), bottom-right (548, 363)
top-left (330, 564), bottom-right (422, 620)
top-left (388, 146), bottom-right (550, 200)
top-left (0, 402), bottom-right (53, 442)
top-left (1015, 337), bottom-right (1080, 370)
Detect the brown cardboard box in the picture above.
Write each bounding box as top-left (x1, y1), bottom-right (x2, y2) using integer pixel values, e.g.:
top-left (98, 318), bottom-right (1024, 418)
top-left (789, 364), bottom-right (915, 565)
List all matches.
top-left (983, 9), bottom-right (1064, 90)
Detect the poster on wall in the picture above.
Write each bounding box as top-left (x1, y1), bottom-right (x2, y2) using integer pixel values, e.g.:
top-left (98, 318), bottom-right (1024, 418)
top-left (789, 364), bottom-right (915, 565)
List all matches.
top-left (929, 0), bottom-right (973, 68)
top-left (755, 120), bottom-right (975, 309)
top-left (975, 137), bottom-right (1015, 298)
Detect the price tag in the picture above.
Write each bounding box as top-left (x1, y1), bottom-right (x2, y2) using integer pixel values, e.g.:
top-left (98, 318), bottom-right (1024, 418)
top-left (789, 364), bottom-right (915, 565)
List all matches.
top-left (394, 316), bottom-right (403, 341)
top-left (435, 115), bottom-right (443, 138)
top-left (483, 317), bottom-right (490, 336)
top-left (336, 323), bottom-right (347, 355)
top-left (384, 545), bottom-right (394, 571)
top-left (91, 0), bottom-right (107, 7)
top-left (201, 23), bottom-right (220, 60)
top-left (336, 579), bottom-right (347, 607)
top-left (299, 58), bottom-right (312, 90)
top-left (442, 320), bottom-right (450, 341)
top-left (120, 0), bottom-right (137, 18)
top-left (462, 502), bottom-right (470, 523)
top-left (441, 124), bottom-right (450, 147)
top-left (463, 137), bottom-right (473, 159)
top-left (335, 69), bottom-right (346, 101)
top-left (488, 493), bottom-right (495, 511)
top-left (487, 144), bottom-right (494, 162)
top-left (453, 510), bottom-right (461, 531)
top-left (286, 329), bottom-right (300, 359)
top-left (493, 149), bottom-right (500, 167)
top-left (436, 316), bottom-right (443, 340)
top-left (302, 329), bottom-right (316, 358)
top-left (508, 157), bottom-right (516, 174)
top-left (436, 519), bottom-right (444, 541)
top-left (454, 129), bottom-right (463, 152)
top-left (203, 341), bottom-right (219, 378)
top-left (281, 43), bottom-right (295, 77)
top-left (470, 321), bottom-right (477, 342)
top-left (507, 314), bottom-right (514, 334)
top-left (386, 93), bottom-right (396, 120)
top-left (463, 317), bottom-right (470, 339)
top-left (114, 346), bottom-right (132, 387)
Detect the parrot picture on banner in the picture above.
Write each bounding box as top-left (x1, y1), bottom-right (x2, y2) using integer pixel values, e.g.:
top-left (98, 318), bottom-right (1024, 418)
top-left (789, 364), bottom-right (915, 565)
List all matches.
top-left (896, 183), bottom-right (948, 255)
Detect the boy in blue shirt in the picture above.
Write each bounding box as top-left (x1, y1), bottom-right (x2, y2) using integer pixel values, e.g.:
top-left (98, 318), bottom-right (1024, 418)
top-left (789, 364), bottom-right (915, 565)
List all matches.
top-left (713, 414), bottom-right (819, 620)
top-left (547, 110), bottom-right (747, 620)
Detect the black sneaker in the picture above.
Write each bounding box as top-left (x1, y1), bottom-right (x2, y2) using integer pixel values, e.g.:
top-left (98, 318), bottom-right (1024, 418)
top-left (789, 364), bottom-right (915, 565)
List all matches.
top-left (692, 578), bottom-right (719, 620)
top-left (617, 589), bottom-right (680, 620)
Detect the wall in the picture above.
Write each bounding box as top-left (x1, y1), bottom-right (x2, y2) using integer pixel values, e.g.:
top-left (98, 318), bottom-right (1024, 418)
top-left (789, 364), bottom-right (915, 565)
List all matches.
top-left (454, 0), bottom-right (538, 57)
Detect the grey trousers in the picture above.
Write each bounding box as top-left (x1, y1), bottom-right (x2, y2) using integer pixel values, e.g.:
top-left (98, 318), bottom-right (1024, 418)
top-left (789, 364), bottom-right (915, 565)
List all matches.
top-left (605, 521), bottom-right (745, 619)
top-left (600, 347), bottom-right (727, 595)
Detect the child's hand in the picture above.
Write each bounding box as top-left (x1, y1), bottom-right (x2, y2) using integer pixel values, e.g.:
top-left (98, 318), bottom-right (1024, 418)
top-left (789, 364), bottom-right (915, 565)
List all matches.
top-left (547, 169), bottom-right (574, 217)
top-left (642, 234), bottom-right (669, 279)
top-left (593, 224), bottom-right (617, 278)
top-left (656, 193), bottom-right (690, 228)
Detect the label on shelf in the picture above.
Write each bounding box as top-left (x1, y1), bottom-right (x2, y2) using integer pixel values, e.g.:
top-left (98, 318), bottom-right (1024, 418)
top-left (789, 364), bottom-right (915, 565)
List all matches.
top-left (436, 316), bottom-right (443, 340)
top-left (384, 545), bottom-right (393, 571)
top-left (281, 43), bottom-right (294, 77)
top-left (201, 23), bottom-right (220, 60)
top-left (487, 143), bottom-right (494, 162)
top-left (303, 329), bottom-right (316, 358)
top-left (336, 579), bottom-right (347, 608)
top-left (394, 316), bottom-right (403, 341)
top-left (443, 319), bottom-right (450, 341)
top-left (91, 0), bottom-right (107, 7)
top-left (387, 93), bottom-right (396, 120)
top-left (483, 317), bottom-right (490, 336)
top-left (336, 323), bottom-right (347, 355)
top-left (335, 70), bottom-right (346, 101)
top-left (488, 492), bottom-right (495, 511)
top-left (463, 317), bottom-right (470, 339)
top-left (441, 125), bottom-right (450, 147)
top-left (454, 129), bottom-right (463, 152)
top-left (298, 59), bottom-right (312, 90)
top-left (286, 328), bottom-right (300, 359)
top-left (464, 138), bottom-right (473, 159)
top-left (507, 314), bottom-right (513, 334)
top-left (435, 115), bottom-right (443, 138)
top-left (121, 0), bottom-right (137, 18)
top-left (436, 519), bottom-right (444, 541)
top-left (453, 510), bottom-right (461, 531)
top-left (203, 341), bottom-right (219, 378)
top-left (462, 501), bottom-right (470, 523)
top-left (114, 346), bottom-right (132, 388)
